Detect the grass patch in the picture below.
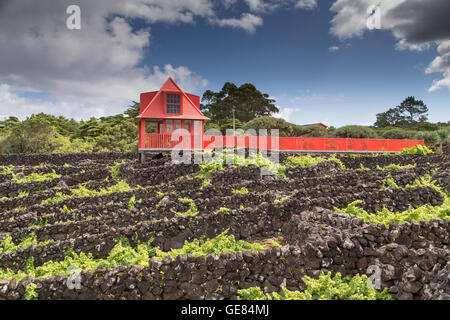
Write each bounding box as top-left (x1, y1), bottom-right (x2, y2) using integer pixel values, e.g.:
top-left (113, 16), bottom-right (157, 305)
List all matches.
top-left (401, 145), bottom-right (433, 155)
top-left (13, 170), bottom-right (61, 183)
top-left (0, 233), bottom-right (53, 254)
top-left (232, 187), bottom-right (249, 194)
top-left (238, 271), bottom-right (392, 300)
top-left (108, 160), bottom-right (126, 180)
top-left (376, 163), bottom-right (416, 170)
top-left (335, 196), bottom-right (449, 227)
top-left (0, 231), bottom-right (264, 281)
top-left (380, 177), bottom-right (400, 189)
top-left (284, 154), bottom-right (345, 170)
top-left (174, 197), bottom-right (199, 217)
top-left (25, 283), bottom-right (38, 300)
top-left (41, 180), bottom-right (131, 205)
top-left (198, 152), bottom-right (286, 179)
top-left (219, 207), bottom-right (231, 214)
top-left (274, 194), bottom-right (292, 205)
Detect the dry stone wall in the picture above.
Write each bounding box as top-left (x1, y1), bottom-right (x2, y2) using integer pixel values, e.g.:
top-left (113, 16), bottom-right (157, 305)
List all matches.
top-left (0, 152), bottom-right (448, 300)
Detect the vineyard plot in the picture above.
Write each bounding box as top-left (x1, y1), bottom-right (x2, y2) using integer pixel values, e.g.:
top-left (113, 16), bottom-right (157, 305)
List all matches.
top-left (0, 152), bottom-right (448, 300)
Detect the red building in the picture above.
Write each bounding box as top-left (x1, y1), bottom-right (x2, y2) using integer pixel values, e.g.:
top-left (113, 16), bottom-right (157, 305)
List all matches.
top-left (136, 77), bottom-right (210, 161)
top-left (302, 123), bottom-right (328, 129)
top-left (136, 78), bottom-right (423, 160)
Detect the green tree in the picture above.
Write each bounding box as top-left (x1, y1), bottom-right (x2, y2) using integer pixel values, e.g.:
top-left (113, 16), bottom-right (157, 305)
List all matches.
top-left (91, 119), bottom-right (138, 152)
top-left (2, 117), bottom-right (59, 154)
top-left (201, 82), bottom-right (278, 125)
top-left (398, 96), bottom-right (428, 123)
top-left (220, 118), bottom-right (243, 131)
top-left (124, 101), bottom-right (141, 118)
top-left (375, 96), bottom-right (429, 128)
top-left (74, 117), bottom-right (102, 139)
top-left (0, 116), bottom-right (20, 131)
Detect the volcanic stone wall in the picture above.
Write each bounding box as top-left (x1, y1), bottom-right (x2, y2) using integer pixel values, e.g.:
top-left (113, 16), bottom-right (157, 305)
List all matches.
top-left (1, 210), bottom-right (448, 301)
top-left (0, 152), bottom-right (137, 167)
top-left (0, 152), bottom-right (448, 301)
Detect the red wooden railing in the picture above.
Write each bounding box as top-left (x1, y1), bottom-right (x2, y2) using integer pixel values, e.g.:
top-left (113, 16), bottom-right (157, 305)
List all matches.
top-left (142, 133), bottom-right (423, 152)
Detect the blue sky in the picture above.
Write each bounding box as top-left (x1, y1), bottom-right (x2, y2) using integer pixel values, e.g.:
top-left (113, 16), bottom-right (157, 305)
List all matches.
top-left (0, 0), bottom-right (449, 127)
top-left (143, 4), bottom-right (449, 127)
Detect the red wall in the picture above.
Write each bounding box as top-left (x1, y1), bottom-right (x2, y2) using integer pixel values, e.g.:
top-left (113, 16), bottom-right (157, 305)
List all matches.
top-left (186, 94), bottom-right (200, 110)
top-left (140, 91), bottom-right (157, 113)
top-left (201, 136), bottom-right (424, 152)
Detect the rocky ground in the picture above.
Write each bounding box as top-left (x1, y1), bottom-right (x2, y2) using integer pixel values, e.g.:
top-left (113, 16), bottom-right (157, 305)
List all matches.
top-left (0, 151), bottom-right (448, 300)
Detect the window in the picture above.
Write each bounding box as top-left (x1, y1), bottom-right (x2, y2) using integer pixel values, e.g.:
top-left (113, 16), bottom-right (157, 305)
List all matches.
top-left (145, 121), bottom-right (157, 133)
top-left (174, 120), bottom-right (181, 130)
top-left (167, 94), bottom-right (180, 114)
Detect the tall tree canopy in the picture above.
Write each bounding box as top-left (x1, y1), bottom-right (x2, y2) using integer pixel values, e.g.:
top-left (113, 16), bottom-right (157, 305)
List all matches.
top-left (201, 82), bottom-right (279, 125)
top-left (375, 96), bottom-right (429, 128)
top-left (124, 101), bottom-right (140, 118)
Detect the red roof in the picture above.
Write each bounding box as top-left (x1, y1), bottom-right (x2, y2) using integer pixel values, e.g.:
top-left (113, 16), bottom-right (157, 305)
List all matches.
top-left (137, 77), bottom-right (210, 121)
top-left (302, 123), bottom-right (329, 129)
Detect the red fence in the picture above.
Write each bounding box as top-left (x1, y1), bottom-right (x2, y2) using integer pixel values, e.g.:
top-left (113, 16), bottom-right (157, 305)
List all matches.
top-left (142, 133), bottom-right (423, 153)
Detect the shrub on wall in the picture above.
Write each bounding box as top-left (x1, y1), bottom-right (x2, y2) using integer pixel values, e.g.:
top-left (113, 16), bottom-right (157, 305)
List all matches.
top-left (292, 125), bottom-right (327, 137)
top-left (335, 126), bottom-right (378, 139)
top-left (243, 117), bottom-right (295, 137)
top-left (416, 131), bottom-right (439, 146)
top-left (382, 129), bottom-right (416, 140)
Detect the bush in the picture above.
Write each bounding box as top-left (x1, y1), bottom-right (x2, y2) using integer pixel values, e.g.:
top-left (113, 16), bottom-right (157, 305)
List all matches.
top-left (53, 135), bottom-right (94, 153)
top-left (437, 128), bottom-right (449, 143)
top-left (284, 154), bottom-right (345, 169)
top-left (401, 145), bottom-right (433, 155)
top-left (292, 125), bottom-right (327, 137)
top-left (335, 188), bottom-right (449, 226)
top-left (382, 129), bottom-right (416, 140)
top-left (409, 121), bottom-right (440, 132)
top-left (1, 118), bottom-right (59, 154)
top-left (238, 272), bottom-right (392, 300)
top-left (243, 117), bottom-right (295, 137)
top-left (416, 131), bottom-right (439, 146)
top-left (335, 126), bottom-right (378, 139)
top-left (204, 122), bottom-right (222, 134)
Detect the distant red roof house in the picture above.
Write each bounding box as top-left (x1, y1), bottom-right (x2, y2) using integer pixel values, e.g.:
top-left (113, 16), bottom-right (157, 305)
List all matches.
top-left (302, 123), bottom-right (329, 129)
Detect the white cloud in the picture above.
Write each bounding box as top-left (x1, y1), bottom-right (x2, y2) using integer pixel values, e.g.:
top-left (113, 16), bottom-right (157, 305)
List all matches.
top-left (2, 0), bottom-right (324, 121)
top-left (295, 0), bottom-right (318, 10)
top-left (213, 13), bottom-right (263, 34)
top-left (242, 0), bottom-right (319, 13)
top-left (328, 46), bottom-right (340, 52)
top-left (221, 0), bottom-right (239, 9)
top-left (0, 0), bottom-right (217, 120)
top-left (0, 84), bottom-right (73, 120)
top-left (426, 41), bottom-right (450, 91)
top-left (245, 0), bottom-right (267, 12)
top-left (329, 0), bottom-right (450, 91)
top-left (274, 107), bottom-right (301, 121)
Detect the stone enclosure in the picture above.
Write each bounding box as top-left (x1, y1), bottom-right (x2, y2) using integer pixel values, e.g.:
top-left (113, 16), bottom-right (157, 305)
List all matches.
top-left (0, 152), bottom-right (449, 300)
